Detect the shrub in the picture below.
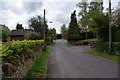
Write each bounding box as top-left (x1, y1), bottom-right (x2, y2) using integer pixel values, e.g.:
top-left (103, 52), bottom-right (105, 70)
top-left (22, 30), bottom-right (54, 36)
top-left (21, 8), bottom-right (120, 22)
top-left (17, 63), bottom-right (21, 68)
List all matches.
top-left (87, 32), bottom-right (96, 39)
top-left (112, 26), bottom-right (120, 42)
top-left (80, 32), bottom-right (95, 40)
top-left (97, 26), bottom-right (109, 42)
top-left (67, 33), bottom-right (82, 41)
top-left (45, 37), bottom-right (53, 45)
top-left (67, 32), bottom-right (95, 43)
top-left (68, 39), bottom-right (96, 45)
top-left (95, 41), bottom-right (120, 55)
top-left (0, 40), bottom-right (44, 62)
top-left (112, 42), bottom-right (120, 55)
top-left (96, 26), bottom-right (120, 42)
top-left (79, 32), bottom-right (86, 40)
top-left (0, 25), bottom-right (10, 42)
top-left (56, 34), bottom-right (62, 39)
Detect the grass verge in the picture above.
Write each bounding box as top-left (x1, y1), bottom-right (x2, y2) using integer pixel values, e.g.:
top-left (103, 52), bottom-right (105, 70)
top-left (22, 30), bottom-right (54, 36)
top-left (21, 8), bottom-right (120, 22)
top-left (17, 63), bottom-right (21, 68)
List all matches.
top-left (24, 47), bottom-right (50, 78)
top-left (80, 38), bottom-right (96, 43)
top-left (87, 49), bottom-right (119, 62)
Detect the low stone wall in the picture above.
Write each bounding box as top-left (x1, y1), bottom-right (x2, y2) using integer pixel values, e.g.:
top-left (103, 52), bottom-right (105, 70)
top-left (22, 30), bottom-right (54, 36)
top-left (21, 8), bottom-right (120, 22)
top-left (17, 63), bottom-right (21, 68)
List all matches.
top-left (2, 45), bottom-right (43, 78)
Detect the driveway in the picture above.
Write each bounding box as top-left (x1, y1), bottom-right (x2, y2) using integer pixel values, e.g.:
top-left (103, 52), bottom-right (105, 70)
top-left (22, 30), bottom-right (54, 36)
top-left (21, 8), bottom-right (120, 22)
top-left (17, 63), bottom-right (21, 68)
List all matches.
top-left (47, 40), bottom-right (118, 78)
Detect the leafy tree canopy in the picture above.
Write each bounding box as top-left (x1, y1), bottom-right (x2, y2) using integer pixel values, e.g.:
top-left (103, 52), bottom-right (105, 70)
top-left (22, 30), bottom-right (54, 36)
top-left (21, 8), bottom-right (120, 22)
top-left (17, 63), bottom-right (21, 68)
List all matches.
top-left (61, 24), bottom-right (67, 39)
top-left (16, 23), bottom-right (24, 29)
top-left (28, 15), bottom-right (48, 39)
top-left (0, 25), bottom-right (10, 41)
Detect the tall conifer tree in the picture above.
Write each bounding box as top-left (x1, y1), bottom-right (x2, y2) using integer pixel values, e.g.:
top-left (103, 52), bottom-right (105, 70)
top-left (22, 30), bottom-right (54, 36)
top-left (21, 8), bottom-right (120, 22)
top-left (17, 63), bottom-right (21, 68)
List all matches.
top-left (67, 10), bottom-right (81, 42)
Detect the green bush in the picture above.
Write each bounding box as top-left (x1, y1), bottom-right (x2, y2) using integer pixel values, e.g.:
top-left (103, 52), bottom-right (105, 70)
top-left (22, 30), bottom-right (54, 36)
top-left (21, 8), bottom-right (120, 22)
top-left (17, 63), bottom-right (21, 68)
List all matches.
top-left (112, 42), bottom-right (120, 54)
top-left (45, 37), bottom-right (53, 45)
top-left (79, 32), bottom-right (95, 40)
top-left (0, 40), bottom-right (44, 61)
top-left (96, 26), bottom-right (109, 42)
top-left (68, 39), bottom-right (96, 45)
top-left (0, 26), bottom-right (10, 42)
top-left (96, 26), bottom-right (120, 42)
top-left (112, 26), bottom-right (120, 42)
top-left (56, 34), bottom-right (62, 39)
top-left (95, 41), bottom-right (120, 55)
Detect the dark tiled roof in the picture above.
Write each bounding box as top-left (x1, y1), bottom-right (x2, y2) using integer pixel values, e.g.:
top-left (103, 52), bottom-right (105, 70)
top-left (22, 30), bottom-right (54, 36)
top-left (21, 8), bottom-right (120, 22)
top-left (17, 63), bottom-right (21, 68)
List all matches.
top-left (8, 29), bottom-right (33, 36)
top-left (0, 24), bottom-right (5, 27)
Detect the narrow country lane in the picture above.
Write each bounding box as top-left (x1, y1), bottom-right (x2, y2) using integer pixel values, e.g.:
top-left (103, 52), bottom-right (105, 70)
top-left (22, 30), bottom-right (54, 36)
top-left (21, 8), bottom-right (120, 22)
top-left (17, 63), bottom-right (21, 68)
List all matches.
top-left (47, 40), bottom-right (118, 78)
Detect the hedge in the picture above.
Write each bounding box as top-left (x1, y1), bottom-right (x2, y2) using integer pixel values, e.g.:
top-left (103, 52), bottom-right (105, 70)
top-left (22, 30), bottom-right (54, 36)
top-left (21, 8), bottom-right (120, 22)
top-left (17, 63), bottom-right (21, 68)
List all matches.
top-left (45, 37), bottom-right (53, 45)
top-left (80, 32), bottom-right (95, 40)
top-left (56, 34), bottom-right (62, 39)
top-left (95, 41), bottom-right (120, 55)
top-left (0, 40), bottom-right (44, 62)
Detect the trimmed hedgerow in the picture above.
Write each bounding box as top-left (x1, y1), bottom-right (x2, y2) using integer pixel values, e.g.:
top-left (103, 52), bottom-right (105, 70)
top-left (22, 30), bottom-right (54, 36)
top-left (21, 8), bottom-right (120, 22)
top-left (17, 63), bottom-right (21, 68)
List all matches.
top-left (95, 41), bottom-right (120, 55)
top-left (0, 40), bottom-right (44, 62)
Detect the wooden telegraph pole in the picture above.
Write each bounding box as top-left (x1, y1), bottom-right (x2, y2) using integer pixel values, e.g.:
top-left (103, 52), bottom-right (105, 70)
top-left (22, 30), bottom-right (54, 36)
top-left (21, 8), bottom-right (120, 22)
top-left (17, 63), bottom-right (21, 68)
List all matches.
top-left (43, 9), bottom-right (46, 51)
top-left (43, 9), bottom-right (45, 40)
top-left (109, 0), bottom-right (112, 54)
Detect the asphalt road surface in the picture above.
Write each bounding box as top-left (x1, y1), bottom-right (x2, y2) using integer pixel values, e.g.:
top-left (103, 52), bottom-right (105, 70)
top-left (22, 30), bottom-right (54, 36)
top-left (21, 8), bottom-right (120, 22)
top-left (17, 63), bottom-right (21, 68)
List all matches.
top-left (47, 40), bottom-right (118, 78)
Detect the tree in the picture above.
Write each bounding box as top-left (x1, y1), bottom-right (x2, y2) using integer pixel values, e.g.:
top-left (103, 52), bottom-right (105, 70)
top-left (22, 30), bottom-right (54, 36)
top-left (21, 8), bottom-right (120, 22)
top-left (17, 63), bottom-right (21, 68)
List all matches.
top-left (52, 28), bottom-right (56, 38)
top-left (28, 15), bottom-right (48, 39)
top-left (77, 1), bottom-right (89, 28)
top-left (56, 34), bottom-right (62, 39)
top-left (48, 28), bottom-right (56, 39)
top-left (77, 1), bottom-right (104, 39)
top-left (89, 1), bottom-right (103, 13)
top-left (77, 1), bottom-right (90, 39)
top-left (67, 10), bottom-right (81, 42)
top-left (16, 23), bottom-right (24, 29)
top-left (61, 24), bottom-right (67, 39)
top-left (111, 8), bottom-right (120, 42)
top-left (88, 9), bottom-right (109, 41)
top-left (0, 25), bottom-right (10, 41)
top-left (77, 1), bottom-right (108, 41)
top-left (45, 28), bottom-right (56, 44)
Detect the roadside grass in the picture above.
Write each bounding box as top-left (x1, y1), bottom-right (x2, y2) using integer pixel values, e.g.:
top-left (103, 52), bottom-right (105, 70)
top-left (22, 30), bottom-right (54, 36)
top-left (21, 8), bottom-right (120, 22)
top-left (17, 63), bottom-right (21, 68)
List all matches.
top-left (79, 38), bottom-right (96, 43)
top-left (24, 47), bottom-right (50, 78)
top-left (87, 49), bottom-right (119, 62)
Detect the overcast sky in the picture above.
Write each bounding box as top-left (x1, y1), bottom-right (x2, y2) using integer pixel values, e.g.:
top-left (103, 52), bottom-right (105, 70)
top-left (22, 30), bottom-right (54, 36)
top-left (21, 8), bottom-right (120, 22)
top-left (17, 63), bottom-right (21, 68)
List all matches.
top-left (0, 0), bottom-right (119, 33)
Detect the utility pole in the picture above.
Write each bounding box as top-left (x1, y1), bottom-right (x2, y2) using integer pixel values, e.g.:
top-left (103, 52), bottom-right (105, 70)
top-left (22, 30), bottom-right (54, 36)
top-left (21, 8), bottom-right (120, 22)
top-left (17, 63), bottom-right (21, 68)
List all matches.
top-left (109, 0), bottom-right (112, 54)
top-left (85, 28), bottom-right (87, 39)
top-left (43, 9), bottom-right (46, 40)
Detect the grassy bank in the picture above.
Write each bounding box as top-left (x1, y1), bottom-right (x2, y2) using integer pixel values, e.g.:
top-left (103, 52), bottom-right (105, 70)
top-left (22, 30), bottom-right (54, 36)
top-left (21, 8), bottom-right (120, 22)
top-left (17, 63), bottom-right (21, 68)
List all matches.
top-left (24, 47), bottom-right (50, 78)
top-left (87, 49), bottom-right (119, 62)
